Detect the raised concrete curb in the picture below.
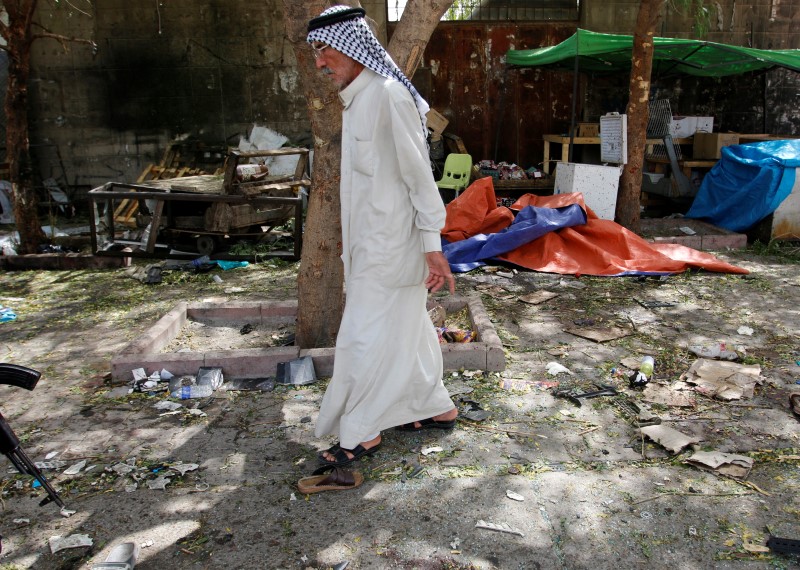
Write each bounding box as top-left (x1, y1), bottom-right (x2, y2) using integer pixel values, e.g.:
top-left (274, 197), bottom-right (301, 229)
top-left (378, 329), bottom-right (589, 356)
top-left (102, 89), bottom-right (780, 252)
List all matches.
top-left (641, 218), bottom-right (747, 250)
top-left (111, 295), bottom-right (505, 383)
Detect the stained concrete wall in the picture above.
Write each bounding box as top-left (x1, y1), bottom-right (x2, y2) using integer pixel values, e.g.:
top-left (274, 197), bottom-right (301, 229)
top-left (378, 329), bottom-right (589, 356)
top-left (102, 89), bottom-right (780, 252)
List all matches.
top-left (8, 0), bottom-right (800, 196)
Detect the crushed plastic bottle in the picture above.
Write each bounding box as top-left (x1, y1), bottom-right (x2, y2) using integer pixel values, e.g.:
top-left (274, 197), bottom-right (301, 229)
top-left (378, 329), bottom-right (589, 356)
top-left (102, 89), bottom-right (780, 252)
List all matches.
top-left (170, 383), bottom-right (213, 399)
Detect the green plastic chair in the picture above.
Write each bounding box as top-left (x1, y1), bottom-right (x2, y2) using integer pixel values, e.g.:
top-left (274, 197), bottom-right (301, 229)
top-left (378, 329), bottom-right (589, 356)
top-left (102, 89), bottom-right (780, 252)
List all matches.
top-left (436, 153), bottom-right (473, 200)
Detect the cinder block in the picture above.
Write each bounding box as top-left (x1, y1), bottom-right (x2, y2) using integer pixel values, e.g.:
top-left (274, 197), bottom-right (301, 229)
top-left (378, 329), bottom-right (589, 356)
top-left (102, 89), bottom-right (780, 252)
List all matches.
top-left (486, 345), bottom-right (506, 372)
top-left (442, 343), bottom-right (488, 371)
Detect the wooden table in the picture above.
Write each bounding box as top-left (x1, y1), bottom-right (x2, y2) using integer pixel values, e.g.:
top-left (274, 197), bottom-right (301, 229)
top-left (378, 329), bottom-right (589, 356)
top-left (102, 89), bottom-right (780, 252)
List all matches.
top-left (541, 134), bottom-right (693, 174)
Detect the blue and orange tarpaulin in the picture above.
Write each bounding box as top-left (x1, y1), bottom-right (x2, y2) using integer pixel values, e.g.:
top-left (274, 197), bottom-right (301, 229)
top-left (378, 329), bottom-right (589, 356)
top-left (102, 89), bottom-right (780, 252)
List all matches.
top-left (441, 177), bottom-right (748, 277)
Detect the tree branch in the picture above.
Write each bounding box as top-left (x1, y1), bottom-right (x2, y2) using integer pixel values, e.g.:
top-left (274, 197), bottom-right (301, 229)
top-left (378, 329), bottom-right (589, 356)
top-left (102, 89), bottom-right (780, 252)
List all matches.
top-left (30, 23), bottom-right (96, 52)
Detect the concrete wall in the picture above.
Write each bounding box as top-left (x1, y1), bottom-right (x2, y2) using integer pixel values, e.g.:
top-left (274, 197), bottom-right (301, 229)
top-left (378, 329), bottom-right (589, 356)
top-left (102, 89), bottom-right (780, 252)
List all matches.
top-left (6, 0), bottom-right (799, 196)
top-left (26, 0), bottom-right (313, 193)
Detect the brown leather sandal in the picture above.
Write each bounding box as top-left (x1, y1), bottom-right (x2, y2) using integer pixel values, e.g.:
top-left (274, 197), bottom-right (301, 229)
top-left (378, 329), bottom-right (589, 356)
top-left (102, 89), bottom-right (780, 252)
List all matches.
top-left (297, 467), bottom-right (364, 494)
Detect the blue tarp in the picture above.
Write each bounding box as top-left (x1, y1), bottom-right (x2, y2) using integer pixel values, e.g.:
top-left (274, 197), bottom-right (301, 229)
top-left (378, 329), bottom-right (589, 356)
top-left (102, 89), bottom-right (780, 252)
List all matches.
top-left (442, 203), bottom-right (587, 272)
top-left (685, 139), bottom-right (800, 232)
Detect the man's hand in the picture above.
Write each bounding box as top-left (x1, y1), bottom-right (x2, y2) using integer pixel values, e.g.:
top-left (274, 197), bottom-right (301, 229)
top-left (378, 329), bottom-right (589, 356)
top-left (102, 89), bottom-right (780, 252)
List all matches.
top-left (425, 251), bottom-right (455, 295)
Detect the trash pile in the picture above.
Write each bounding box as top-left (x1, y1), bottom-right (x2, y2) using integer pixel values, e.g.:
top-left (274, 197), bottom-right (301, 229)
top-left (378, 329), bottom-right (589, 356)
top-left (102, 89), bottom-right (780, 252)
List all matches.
top-left (428, 303), bottom-right (478, 344)
top-left (475, 160), bottom-right (543, 181)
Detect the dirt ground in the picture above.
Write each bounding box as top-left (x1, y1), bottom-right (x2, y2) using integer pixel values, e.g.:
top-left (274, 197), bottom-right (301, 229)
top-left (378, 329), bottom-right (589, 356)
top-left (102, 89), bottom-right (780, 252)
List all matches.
top-left (0, 239), bottom-right (799, 570)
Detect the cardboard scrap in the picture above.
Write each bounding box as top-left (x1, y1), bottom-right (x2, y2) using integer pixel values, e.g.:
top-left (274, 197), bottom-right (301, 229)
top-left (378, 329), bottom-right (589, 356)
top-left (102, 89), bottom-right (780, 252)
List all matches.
top-left (640, 424), bottom-right (701, 454)
top-left (564, 326), bottom-right (631, 343)
top-left (680, 358), bottom-right (761, 401)
top-left (685, 450), bottom-right (754, 479)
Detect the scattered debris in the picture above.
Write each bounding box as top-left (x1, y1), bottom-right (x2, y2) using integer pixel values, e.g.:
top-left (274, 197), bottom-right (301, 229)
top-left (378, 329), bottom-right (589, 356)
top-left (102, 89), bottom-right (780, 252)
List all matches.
top-left (554, 384), bottom-right (618, 407)
top-left (688, 343), bottom-right (741, 361)
top-left (545, 362), bottom-right (573, 376)
top-left (475, 520), bottom-right (524, 537)
top-left (680, 358), bottom-right (761, 400)
top-left (63, 460), bottom-right (87, 476)
top-left (737, 326), bottom-right (754, 336)
top-left (505, 490), bottom-right (525, 502)
top-left (49, 534), bottom-right (93, 554)
top-left (146, 475), bottom-right (171, 490)
top-left (276, 355), bottom-right (317, 385)
top-left (640, 424), bottom-right (700, 454)
top-left (685, 450), bottom-right (754, 479)
top-left (457, 397), bottom-right (490, 421)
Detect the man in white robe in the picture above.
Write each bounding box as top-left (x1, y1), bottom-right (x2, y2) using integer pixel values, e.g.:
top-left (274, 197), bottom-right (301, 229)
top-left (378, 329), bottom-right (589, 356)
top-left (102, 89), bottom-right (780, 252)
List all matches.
top-left (307, 6), bottom-right (458, 467)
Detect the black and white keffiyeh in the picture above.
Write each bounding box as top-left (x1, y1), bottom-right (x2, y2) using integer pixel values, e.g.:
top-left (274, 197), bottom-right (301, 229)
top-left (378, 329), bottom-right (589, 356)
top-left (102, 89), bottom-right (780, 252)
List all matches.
top-left (307, 5), bottom-right (430, 133)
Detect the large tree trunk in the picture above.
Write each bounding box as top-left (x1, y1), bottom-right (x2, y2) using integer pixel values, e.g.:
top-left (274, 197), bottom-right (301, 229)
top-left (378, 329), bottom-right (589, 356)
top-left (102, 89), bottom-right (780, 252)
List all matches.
top-left (284, 0), bottom-right (451, 349)
top-left (615, 0), bottom-right (666, 233)
top-left (4, 0), bottom-right (45, 254)
top-left (282, 0), bottom-right (347, 348)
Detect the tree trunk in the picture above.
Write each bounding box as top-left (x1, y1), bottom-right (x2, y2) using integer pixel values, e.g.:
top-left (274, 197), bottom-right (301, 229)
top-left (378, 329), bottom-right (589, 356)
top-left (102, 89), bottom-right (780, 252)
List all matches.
top-left (284, 0), bottom-right (451, 349)
top-left (282, 0), bottom-right (347, 348)
top-left (615, 0), bottom-right (666, 233)
top-left (4, 0), bottom-right (45, 254)
top-left (388, 0), bottom-right (454, 77)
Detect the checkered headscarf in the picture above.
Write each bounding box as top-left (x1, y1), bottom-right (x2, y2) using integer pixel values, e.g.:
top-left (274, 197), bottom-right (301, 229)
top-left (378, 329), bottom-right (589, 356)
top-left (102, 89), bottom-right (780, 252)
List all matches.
top-left (307, 5), bottom-right (429, 133)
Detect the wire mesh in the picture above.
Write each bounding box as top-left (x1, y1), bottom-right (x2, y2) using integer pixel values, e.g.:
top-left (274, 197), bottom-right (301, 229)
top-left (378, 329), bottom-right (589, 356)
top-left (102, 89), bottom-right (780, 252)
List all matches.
top-left (646, 99), bottom-right (682, 160)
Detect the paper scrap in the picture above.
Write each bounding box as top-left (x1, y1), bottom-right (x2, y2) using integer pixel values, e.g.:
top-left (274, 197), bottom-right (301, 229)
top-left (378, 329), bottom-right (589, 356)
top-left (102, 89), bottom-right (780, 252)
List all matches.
top-left (49, 534), bottom-right (93, 554)
top-left (475, 520), bottom-right (524, 537)
top-left (546, 362), bottom-right (573, 376)
top-left (640, 424), bottom-right (701, 454)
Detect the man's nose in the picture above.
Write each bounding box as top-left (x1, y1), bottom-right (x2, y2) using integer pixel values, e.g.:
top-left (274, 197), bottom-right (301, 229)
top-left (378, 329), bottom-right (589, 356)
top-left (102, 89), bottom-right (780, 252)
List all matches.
top-left (315, 57), bottom-right (326, 69)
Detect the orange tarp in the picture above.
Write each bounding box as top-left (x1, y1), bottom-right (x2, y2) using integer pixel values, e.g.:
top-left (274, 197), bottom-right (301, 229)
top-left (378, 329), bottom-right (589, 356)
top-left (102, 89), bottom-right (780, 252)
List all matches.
top-left (441, 177), bottom-right (748, 276)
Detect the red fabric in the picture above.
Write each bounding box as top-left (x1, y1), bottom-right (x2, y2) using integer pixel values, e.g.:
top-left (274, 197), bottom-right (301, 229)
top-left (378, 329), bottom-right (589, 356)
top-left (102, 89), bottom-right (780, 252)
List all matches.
top-left (442, 178), bottom-right (748, 276)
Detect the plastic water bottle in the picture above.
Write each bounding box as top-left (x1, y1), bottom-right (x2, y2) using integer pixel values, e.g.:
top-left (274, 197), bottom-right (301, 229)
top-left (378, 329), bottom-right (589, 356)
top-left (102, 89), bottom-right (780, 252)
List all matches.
top-left (170, 384), bottom-right (213, 399)
top-left (639, 356), bottom-right (654, 378)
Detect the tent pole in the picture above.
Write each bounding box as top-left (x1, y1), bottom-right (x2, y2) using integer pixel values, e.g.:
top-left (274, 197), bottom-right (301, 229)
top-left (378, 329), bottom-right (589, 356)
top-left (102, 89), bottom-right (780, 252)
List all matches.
top-left (568, 36), bottom-right (579, 163)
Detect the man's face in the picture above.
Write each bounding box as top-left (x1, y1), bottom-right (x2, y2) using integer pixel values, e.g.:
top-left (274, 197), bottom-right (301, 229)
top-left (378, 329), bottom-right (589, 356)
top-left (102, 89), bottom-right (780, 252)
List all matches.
top-left (312, 42), bottom-right (364, 89)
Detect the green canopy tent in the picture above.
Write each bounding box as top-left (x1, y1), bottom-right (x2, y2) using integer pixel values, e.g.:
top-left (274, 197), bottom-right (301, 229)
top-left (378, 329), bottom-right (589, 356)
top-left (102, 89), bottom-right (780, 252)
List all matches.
top-left (503, 28), bottom-right (800, 161)
top-left (506, 28), bottom-right (800, 76)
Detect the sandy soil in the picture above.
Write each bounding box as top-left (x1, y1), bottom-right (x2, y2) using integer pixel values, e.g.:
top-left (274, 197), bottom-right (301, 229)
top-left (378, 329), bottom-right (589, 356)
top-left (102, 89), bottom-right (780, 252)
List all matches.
top-left (0, 243), bottom-right (799, 569)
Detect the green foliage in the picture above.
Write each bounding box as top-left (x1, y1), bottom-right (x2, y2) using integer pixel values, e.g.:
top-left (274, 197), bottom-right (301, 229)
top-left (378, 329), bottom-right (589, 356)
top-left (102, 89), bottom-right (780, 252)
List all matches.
top-left (669, 0), bottom-right (714, 37)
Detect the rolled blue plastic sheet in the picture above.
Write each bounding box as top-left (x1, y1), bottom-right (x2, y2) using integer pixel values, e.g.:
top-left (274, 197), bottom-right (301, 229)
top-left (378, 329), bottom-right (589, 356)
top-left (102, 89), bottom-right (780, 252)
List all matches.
top-left (0, 305), bottom-right (16, 322)
top-left (215, 260), bottom-right (250, 270)
top-left (685, 139), bottom-right (800, 232)
top-left (443, 203), bottom-right (587, 272)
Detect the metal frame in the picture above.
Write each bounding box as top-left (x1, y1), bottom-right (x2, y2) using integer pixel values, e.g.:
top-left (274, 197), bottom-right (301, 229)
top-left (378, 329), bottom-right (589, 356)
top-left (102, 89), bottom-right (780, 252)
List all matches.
top-left (88, 148), bottom-right (310, 261)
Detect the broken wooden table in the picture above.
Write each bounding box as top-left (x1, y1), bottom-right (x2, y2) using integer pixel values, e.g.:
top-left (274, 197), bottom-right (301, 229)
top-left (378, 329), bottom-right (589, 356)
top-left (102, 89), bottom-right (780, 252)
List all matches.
top-left (89, 147), bottom-right (310, 260)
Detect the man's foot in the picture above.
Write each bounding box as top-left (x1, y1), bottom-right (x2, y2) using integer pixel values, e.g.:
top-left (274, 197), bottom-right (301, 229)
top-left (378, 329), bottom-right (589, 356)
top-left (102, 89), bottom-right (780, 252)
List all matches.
top-left (318, 434), bottom-right (382, 466)
top-left (396, 407), bottom-right (458, 432)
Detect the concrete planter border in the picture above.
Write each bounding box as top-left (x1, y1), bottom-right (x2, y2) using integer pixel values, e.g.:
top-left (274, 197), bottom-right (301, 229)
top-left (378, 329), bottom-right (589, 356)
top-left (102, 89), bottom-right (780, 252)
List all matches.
top-left (111, 295), bottom-right (505, 383)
